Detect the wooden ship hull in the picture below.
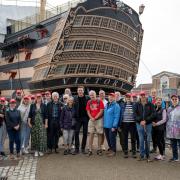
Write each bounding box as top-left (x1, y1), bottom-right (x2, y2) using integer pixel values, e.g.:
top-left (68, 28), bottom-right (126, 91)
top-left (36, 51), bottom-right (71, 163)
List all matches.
top-left (0, 0), bottom-right (143, 95)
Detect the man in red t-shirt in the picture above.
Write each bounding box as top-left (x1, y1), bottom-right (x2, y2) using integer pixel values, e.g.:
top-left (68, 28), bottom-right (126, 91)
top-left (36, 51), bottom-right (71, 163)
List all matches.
top-left (86, 90), bottom-right (104, 156)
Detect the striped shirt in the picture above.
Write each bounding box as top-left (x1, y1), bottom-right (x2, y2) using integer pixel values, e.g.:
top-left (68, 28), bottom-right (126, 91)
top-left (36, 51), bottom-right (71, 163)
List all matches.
top-left (123, 103), bottom-right (135, 123)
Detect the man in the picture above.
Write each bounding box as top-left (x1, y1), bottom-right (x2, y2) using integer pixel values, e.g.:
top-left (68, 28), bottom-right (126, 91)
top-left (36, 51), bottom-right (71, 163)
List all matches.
top-left (74, 86), bottom-right (90, 154)
top-left (44, 91), bottom-right (52, 105)
top-left (115, 91), bottom-right (124, 151)
top-left (121, 93), bottom-right (136, 158)
top-left (86, 90), bottom-right (104, 156)
top-left (134, 91), bottom-right (155, 162)
top-left (99, 90), bottom-right (108, 150)
top-left (46, 92), bottom-right (62, 153)
top-left (15, 90), bottom-right (22, 108)
top-left (30, 95), bottom-right (36, 104)
top-left (132, 93), bottom-right (138, 103)
top-left (0, 97), bottom-right (7, 158)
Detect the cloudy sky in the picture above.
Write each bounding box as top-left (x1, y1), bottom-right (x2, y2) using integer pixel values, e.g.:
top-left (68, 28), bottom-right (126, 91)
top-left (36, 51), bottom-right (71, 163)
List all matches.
top-left (2, 0), bottom-right (179, 86)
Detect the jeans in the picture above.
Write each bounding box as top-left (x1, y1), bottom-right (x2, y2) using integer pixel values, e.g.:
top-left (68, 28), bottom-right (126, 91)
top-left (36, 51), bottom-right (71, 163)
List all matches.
top-left (0, 122), bottom-right (7, 152)
top-left (104, 128), bottom-right (117, 152)
top-left (171, 139), bottom-right (180, 160)
top-left (7, 129), bottom-right (21, 154)
top-left (63, 129), bottom-right (74, 145)
top-left (20, 122), bottom-right (31, 149)
top-left (136, 123), bottom-right (152, 158)
top-left (122, 122), bottom-right (136, 154)
top-left (75, 117), bottom-right (88, 150)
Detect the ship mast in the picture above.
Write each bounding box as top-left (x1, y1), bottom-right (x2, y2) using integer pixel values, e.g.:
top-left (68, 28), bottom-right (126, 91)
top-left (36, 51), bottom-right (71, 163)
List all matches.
top-left (40, 0), bottom-right (47, 21)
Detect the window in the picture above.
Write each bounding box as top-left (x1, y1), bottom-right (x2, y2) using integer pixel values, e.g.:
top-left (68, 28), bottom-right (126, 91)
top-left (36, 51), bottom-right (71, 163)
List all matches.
top-left (85, 40), bottom-right (95, 49)
top-left (109, 20), bottom-right (116, 29)
top-left (92, 17), bottom-right (101, 26)
top-left (88, 64), bottom-right (98, 74)
top-left (120, 70), bottom-right (127, 79)
top-left (83, 16), bottom-right (92, 26)
top-left (64, 40), bottom-right (74, 49)
top-left (106, 66), bottom-right (113, 76)
top-left (55, 65), bottom-right (66, 75)
top-left (99, 65), bottom-right (106, 74)
top-left (78, 64), bottom-right (88, 73)
top-left (66, 64), bottom-right (77, 74)
top-left (118, 46), bottom-right (124, 55)
top-left (103, 42), bottom-right (111, 52)
top-left (124, 49), bottom-right (130, 58)
top-left (116, 22), bottom-right (122, 31)
top-left (101, 18), bottom-right (109, 28)
top-left (113, 68), bottom-right (120, 77)
top-left (73, 16), bottom-right (83, 26)
top-left (74, 40), bottom-right (85, 49)
top-left (128, 28), bottom-right (134, 38)
top-left (95, 41), bottom-right (103, 51)
top-left (111, 44), bottom-right (118, 54)
top-left (122, 25), bottom-right (128, 34)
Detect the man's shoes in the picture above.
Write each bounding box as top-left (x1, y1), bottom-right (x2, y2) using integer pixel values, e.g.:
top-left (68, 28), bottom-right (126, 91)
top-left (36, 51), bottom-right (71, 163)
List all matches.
top-left (124, 152), bottom-right (128, 158)
top-left (107, 151), bottom-right (116, 157)
top-left (132, 153), bottom-right (137, 158)
top-left (64, 150), bottom-right (69, 155)
top-left (81, 149), bottom-right (88, 154)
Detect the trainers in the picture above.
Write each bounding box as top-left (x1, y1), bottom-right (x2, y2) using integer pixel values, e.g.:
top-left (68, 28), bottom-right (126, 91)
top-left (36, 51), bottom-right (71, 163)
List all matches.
top-left (88, 150), bottom-right (93, 156)
top-left (97, 149), bottom-right (103, 156)
top-left (64, 150), bottom-right (69, 155)
top-left (39, 152), bottom-right (44, 157)
top-left (147, 157), bottom-right (153, 162)
top-left (24, 148), bottom-right (29, 154)
top-left (107, 151), bottom-right (116, 157)
top-left (34, 151), bottom-right (39, 157)
top-left (169, 158), bottom-right (179, 162)
top-left (155, 154), bottom-right (163, 160)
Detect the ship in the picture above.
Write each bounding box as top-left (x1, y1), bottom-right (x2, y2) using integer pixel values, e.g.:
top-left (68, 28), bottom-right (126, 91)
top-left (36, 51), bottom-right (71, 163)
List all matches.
top-left (0, 0), bottom-right (144, 96)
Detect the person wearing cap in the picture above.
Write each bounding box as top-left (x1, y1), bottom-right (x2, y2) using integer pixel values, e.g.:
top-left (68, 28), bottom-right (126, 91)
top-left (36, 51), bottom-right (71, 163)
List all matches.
top-left (5, 99), bottom-right (21, 159)
top-left (15, 90), bottom-right (22, 108)
top-left (134, 91), bottom-right (155, 162)
top-left (30, 95), bottom-right (36, 104)
top-left (44, 91), bottom-right (52, 105)
top-left (18, 96), bottom-right (31, 154)
top-left (115, 91), bottom-right (125, 152)
top-left (0, 97), bottom-right (7, 158)
top-left (28, 93), bottom-right (47, 157)
top-left (86, 90), bottom-right (104, 156)
top-left (132, 93), bottom-right (138, 103)
top-left (46, 92), bottom-right (62, 154)
top-left (153, 97), bottom-right (167, 160)
top-left (104, 93), bottom-right (120, 157)
top-left (121, 93), bottom-right (137, 158)
top-left (166, 94), bottom-right (180, 162)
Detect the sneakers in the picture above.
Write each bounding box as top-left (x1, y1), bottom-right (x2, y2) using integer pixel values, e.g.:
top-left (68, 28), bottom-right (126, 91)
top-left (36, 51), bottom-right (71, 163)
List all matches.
top-left (97, 149), bottom-right (103, 156)
top-left (147, 157), bottom-right (153, 163)
top-left (64, 150), bottom-right (69, 155)
top-left (169, 158), bottom-right (179, 162)
top-left (155, 154), bottom-right (164, 161)
top-left (34, 151), bottom-right (39, 157)
top-left (39, 152), bottom-right (44, 157)
top-left (107, 151), bottom-right (116, 157)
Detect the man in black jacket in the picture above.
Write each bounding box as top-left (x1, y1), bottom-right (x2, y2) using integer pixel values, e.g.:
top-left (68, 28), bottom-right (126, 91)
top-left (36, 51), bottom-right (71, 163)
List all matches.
top-left (73, 86), bottom-right (90, 154)
top-left (134, 91), bottom-right (155, 162)
top-left (46, 92), bottom-right (62, 153)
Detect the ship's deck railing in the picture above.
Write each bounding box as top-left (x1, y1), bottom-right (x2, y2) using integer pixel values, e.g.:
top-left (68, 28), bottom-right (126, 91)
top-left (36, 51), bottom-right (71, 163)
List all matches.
top-left (9, 0), bottom-right (86, 33)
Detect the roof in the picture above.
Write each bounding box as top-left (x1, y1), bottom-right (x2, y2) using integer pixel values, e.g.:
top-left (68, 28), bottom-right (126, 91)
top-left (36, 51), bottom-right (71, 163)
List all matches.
top-left (153, 71), bottom-right (180, 78)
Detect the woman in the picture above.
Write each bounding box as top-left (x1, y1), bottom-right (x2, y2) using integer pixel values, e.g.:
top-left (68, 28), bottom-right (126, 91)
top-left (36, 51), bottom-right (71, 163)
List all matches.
top-left (153, 97), bottom-right (166, 160)
top-left (28, 94), bottom-right (48, 157)
top-left (60, 97), bottom-right (76, 155)
top-left (0, 97), bottom-right (7, 158)
top-left (18, 96), bottom-right (31, 154)
top-left (166, 94), bottom-right (180, 162)
top-left (6, 99), bottom-right (21, 159)
top-left (104, 93), bottom-right (120, 157)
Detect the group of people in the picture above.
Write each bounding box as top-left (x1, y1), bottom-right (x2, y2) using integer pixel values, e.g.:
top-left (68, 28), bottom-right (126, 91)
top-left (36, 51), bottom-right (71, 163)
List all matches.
top-left (0, 87), bottom-right (180, 162)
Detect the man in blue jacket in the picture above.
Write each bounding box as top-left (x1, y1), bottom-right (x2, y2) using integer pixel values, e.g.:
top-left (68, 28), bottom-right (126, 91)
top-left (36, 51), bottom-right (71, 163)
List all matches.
top-left (104, 93), bottom-right (121, 157)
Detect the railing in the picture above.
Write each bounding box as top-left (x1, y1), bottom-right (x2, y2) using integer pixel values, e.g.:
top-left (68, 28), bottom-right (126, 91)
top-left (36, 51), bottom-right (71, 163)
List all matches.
top-left (9, 0), bottom-right (86, 33)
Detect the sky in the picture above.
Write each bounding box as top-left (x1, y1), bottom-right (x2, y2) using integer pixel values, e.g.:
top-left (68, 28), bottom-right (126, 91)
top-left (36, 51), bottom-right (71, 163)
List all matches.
top-left (2, 0), bottom-right (179, 86)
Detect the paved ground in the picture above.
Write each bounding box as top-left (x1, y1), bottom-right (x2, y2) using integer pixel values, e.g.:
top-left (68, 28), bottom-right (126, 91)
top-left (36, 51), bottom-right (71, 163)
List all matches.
top-left (0, 136), bottom-right (180, 180)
